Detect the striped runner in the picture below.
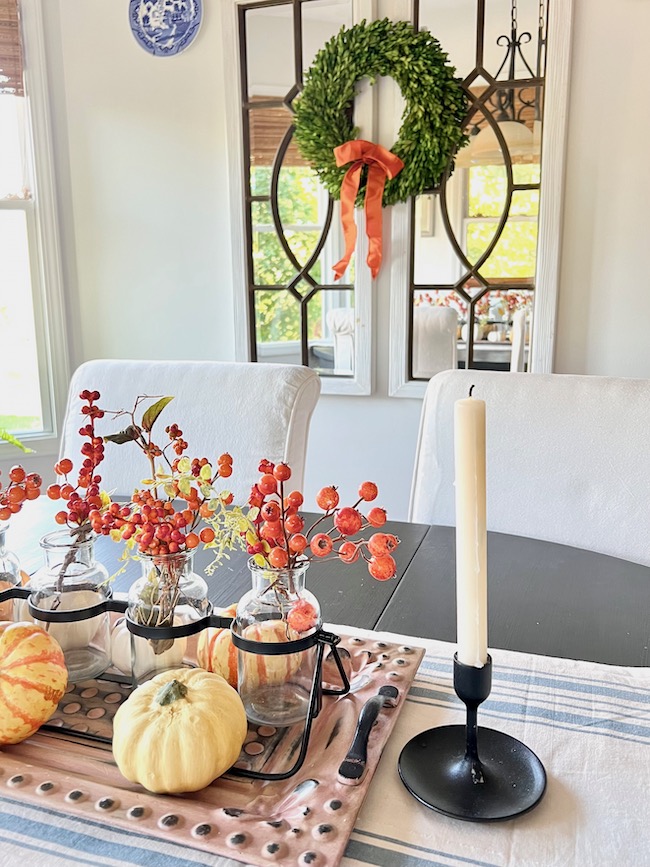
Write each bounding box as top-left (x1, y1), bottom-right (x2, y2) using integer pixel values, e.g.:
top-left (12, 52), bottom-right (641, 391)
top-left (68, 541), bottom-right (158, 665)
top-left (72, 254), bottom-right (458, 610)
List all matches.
top-left (2, 627), bottom-right (649, 866)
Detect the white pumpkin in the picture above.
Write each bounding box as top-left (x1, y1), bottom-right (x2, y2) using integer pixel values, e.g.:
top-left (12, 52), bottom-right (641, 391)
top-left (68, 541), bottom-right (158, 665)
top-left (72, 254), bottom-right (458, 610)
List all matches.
top-left (110, 617), bottom-right (187, 676)
top-left (112, 668), bottom-right (247, 794)
top-left (18, 589), bottom-right (106, 652)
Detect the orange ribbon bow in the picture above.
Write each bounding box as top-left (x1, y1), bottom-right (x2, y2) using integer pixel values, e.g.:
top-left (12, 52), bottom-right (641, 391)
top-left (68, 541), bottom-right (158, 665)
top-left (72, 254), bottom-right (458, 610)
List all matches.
top-left (332, 140), bottom-right (404, 281)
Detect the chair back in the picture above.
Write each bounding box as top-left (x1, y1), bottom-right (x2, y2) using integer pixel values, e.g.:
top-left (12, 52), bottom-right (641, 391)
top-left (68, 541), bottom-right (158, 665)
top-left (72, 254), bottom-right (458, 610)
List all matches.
top-left (326, 307), bottom-right (355, 373)
top-left (413, 307), bottom-right (458, 379)
top-left (60, 360), bottom-right (320, 503)
top-left (409, 369), bottom-right (650, 565)
top-left (509, 308), bottom-right (528, 372)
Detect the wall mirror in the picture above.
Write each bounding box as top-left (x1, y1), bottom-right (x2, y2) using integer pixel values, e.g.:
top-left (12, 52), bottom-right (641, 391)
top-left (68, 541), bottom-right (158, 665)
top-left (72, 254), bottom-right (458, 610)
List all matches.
top-left (223, 0), bottom-right (571, 398)
top-left (389, 0), bottom-right (571, 396)
top-left (224, 0), bottom-right (373, 395)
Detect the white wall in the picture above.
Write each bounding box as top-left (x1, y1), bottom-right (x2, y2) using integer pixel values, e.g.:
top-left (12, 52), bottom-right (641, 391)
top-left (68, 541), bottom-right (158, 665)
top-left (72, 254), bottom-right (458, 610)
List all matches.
top-left (45, 0), bottom-right (236, 369)
top-left (554, 0), bottom-right (650, 377)
top-left (7, 0), bottom-right (649, 519)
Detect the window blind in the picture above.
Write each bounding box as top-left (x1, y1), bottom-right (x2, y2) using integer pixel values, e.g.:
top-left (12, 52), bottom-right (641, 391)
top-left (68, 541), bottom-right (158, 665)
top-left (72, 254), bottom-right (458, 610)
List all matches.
top-left (0, 0), bottom-right (23, 97)
top-left (249, 99), bottom-right (307, 167)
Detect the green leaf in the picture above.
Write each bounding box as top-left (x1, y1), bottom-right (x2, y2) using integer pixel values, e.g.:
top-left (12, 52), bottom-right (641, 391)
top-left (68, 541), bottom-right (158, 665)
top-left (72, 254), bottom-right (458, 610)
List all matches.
top-left (178, 477), bottom-right (191, 496)
top-left (141, 396), bottom-right (174, 432)
top-left (0, 429), bottom-right (34, 453)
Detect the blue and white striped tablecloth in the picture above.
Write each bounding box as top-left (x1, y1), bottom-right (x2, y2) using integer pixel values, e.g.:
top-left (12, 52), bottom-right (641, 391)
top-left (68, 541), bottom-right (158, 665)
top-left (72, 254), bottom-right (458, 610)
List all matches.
top-left (2, 626), bottom-right (649, 867)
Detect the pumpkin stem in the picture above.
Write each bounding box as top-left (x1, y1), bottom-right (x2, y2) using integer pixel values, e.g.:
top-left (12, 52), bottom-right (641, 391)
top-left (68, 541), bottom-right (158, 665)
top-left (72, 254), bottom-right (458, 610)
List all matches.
top-left (155, 679), bottom-right (188, 706)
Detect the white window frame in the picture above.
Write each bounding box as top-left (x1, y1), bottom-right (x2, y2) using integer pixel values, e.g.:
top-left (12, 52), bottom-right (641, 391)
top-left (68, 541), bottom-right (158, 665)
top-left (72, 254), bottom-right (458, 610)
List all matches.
top-left (221, 0), bottom-right (373, 396)
top-left (0, 0), bottom-right (68, 459)
top-left (388, 0), bottom-right (574, 397)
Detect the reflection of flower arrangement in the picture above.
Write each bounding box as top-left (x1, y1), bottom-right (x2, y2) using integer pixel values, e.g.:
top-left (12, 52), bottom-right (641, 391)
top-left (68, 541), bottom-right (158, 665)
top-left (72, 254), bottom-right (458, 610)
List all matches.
top-left (415, 291), bottom-right (468, 319)
top-left (245, 459), bottom-right (400, 582)
top-left (416, 289), bottom-right (532, 324)
top-left (482, 290), bottom-right (533, 322)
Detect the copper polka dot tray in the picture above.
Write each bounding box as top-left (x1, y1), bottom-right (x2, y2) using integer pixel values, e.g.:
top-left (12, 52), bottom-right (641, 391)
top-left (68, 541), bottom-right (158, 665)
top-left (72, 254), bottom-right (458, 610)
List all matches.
top-left (0, 632), bottom-right (424, 867)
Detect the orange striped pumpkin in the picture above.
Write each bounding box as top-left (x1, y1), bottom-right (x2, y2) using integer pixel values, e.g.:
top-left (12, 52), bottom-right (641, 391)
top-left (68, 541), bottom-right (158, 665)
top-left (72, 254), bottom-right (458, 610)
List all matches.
top-left (196, 604), bottom-right (238, 688)
top-left (0, 622), bottom-right (68, 745)
top-left (238, 619), bottom-right (303, 689)
top-left (0, 572), bottom-right (28, 620)
top-left (197, 608), bottom-right (304, 690)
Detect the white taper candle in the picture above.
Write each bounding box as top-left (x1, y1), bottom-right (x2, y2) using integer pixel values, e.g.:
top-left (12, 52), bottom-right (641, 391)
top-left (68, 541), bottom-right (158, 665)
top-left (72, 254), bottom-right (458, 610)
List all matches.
top-left (454, 388), bottom-right (488, 667)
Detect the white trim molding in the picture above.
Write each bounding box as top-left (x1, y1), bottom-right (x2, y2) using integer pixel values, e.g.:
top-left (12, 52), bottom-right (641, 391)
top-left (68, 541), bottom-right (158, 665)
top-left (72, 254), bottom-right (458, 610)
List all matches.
top-left (530, 0), bottom-right (574, 373)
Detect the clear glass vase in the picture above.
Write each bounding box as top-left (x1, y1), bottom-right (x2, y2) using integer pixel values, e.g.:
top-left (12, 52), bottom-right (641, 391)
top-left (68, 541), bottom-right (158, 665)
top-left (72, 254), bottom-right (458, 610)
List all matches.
top-left (235, 559), bottom-right (321, 727)
top-left (0, 521), bottom-right (23, 621)
top-left (126, 550), bottom-right (210, 684)
top-left (28, 530), bottom-right (111, 682)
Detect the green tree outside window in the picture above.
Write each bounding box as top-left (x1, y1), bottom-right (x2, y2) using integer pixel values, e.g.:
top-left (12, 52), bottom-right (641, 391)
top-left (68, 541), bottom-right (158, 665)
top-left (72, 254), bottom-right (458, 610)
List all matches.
top-left (252, 167), bottom-right (324, 343)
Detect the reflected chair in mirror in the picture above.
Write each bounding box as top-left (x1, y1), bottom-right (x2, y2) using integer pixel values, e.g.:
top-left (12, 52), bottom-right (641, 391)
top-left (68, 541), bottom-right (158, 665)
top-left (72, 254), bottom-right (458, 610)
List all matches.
top-left (509, 308), bottom-right (528, 372)
top-left (409, 368), bottom-right (650, 565)
top-left (412, 307), bottom-right (458, 379)
top-left (60, 359), bottom-right (321, 503)
top-left (326, 307), bottom-right (355, 374)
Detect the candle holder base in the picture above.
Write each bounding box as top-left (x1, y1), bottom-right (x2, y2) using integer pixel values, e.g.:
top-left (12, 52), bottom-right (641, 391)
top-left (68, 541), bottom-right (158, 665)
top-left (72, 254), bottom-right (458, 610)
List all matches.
top-left (398, 724), bottom-right (546, 821)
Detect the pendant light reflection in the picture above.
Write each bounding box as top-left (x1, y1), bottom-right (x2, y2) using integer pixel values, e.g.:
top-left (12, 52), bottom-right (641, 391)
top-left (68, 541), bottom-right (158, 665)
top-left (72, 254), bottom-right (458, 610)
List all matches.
top-left (455, 0), bottom-right (545, 169)
top-left (455, 120), bottom-right (538, 168)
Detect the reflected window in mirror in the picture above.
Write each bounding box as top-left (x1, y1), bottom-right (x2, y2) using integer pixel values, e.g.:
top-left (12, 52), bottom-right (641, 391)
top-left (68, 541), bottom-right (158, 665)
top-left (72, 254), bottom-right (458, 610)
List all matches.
top-left (409, 0), bottom-right (546, 378)
top-left (235, 0), bottom-right (367, 389)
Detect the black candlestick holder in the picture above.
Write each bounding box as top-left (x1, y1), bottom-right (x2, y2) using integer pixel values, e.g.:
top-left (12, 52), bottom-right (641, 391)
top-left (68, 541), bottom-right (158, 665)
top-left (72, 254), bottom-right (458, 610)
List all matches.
top-left (398, 654), bottom-right (546, 821)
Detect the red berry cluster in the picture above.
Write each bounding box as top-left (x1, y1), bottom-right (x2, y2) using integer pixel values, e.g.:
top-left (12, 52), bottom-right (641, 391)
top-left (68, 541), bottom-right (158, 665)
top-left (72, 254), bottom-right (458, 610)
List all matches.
top-left (0, 466), bottom-right (42, 521)
top-left (93, 452), bottom-right (233, 556)
top-left (46, 390), bottom-right (105, 530)
top-left (165, 424), bottom-right (187, 457)
top-left (246, 460), bottom-right (399, 581)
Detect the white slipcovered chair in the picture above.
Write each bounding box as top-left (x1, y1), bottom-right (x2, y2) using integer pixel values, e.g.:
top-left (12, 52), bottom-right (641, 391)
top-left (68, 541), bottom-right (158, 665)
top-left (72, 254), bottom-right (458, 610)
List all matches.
top-left (509, 308), bottom-right (528, 372)
top-left (326, 307), bottom-right (355, 373)
top-left (60, 360), bottom-right (321, 504)
top-left (413, 306), bottom-right (458, 379)
top-left (410, 369), bottom-right (650, 565)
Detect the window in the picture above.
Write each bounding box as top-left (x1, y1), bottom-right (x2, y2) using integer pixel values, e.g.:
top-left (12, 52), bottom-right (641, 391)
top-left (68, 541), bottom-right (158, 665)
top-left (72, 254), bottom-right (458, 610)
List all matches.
top-left (0, 0), bottom-right (67, 450)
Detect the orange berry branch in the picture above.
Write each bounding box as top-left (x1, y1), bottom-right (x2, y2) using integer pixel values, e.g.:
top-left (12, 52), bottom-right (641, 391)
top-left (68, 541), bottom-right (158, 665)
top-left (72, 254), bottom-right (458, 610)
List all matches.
top-left (0, 465), bottom-right (42, 523)
top-left (245, 459), bottom-right (400, 581)
top-left (91, 395), bottom-right (245, 566)
top-left (45, 389), bottom-right (106, 592)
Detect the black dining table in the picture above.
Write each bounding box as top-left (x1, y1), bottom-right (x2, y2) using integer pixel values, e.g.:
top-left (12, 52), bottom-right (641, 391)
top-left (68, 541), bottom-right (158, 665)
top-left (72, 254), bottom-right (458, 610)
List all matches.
top-left (7, 499), bottom-right (650, 667)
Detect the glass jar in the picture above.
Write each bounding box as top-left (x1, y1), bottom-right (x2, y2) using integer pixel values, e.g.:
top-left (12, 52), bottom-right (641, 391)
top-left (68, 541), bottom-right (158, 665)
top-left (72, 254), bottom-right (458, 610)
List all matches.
top-left (126, 550), bottom-right (210, 683)
top-left (0, 521), bottom-right (22, 621)
top-left (28, 530), bottom-right (111, 682)
top-left (235, 560), bottom-right (321, 727)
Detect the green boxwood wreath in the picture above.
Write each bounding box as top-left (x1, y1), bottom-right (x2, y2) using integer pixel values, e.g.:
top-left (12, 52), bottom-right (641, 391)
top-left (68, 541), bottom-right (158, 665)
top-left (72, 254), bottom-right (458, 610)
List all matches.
top-left (293, 18), bottom-right (468, 207)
